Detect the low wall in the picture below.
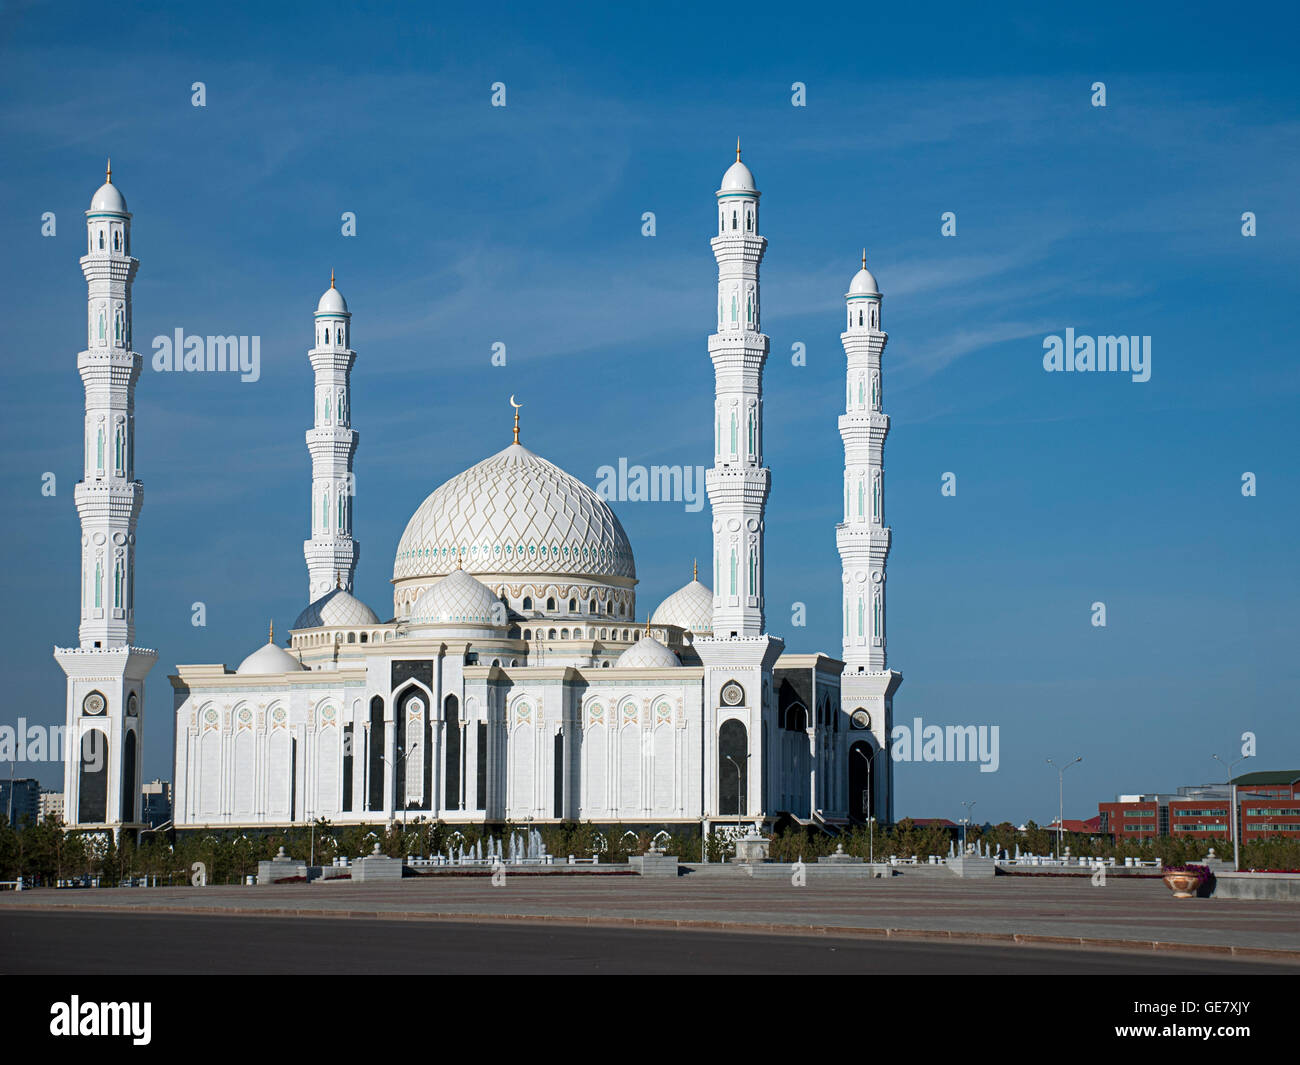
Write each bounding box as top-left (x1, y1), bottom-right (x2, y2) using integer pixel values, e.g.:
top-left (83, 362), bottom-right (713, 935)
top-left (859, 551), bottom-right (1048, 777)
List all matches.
top-left (1211, 871), bottom-right (1300, 901)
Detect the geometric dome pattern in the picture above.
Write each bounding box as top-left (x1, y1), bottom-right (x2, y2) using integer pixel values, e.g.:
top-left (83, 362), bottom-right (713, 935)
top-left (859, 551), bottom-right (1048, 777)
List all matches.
top-left (616, 634), bottom-right (680, 669)
top-left (410, 568), bottom-right (502, 627)
top-left (394, 442), bottom-right (636, 584)
top-left (291, 588), bottom-right (380, 631)
top-left (651, 578), bottom-right (714, 636)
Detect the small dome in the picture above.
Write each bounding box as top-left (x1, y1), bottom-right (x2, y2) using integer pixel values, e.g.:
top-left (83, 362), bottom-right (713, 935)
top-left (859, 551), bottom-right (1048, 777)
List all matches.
top-left (616, 635), bottom-right (680, 669)
top-left (292, 588), bottom-right (379, 630)
top-left (410, 568), bottom-right (502, 627)
top-left (848, 266), bottom-right (879, 296)
top-left (89, 180), bottom-right (127, 215)
top-left (720, 159), bottom-right (756, 193)
top-left (316, 283), bottom-right (349, 316)
top-left (651, 578), bottom-right (714, 637)
top-left (236, 640), bottom-right (305, 675)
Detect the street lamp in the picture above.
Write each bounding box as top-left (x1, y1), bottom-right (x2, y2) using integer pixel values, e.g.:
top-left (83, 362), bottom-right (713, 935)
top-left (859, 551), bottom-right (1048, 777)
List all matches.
top-left (724, 754), bottom-right (743, 841)
top-left (1046, 756), bottom-right (1082, 861)
top-left (854, 745), bottom-right (882, 864)
top-left (383, 740), bottom-right (419, 837)
top-left (961, 800), bottom-right (977, 853)
top-left (1212, 751), bottom-right (1252, 871)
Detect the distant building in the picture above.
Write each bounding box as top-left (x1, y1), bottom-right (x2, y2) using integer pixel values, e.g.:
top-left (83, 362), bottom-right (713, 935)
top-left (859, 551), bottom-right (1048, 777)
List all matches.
top-left (37, 791), bottom-right (65, 823)
top-left (1046, 816), bottom-right (1103, 834)
top-left (1099, 771), bottom-right (1300, 842)
top-left (141, 779), bottom-right (172, 828)
top-left (0, 779), bottom-right (42, 827)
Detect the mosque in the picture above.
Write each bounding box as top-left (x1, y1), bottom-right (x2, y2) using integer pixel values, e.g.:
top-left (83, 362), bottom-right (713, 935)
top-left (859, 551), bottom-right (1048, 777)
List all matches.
top-left (56, 148), bottom-right (902, 835)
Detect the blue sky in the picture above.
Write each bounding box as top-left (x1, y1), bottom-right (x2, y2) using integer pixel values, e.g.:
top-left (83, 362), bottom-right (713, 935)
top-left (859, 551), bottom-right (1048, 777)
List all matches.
top-left (1, 1), bottom-right (1297, 822)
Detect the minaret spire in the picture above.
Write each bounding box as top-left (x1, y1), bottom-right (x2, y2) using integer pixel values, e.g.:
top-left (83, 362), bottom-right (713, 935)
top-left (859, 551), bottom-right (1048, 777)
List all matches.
top-left (56, 164), bottom-right (157, 829)
top-left (303, 274), bottom-right (359, 600)
top-left (836, 249), bottom-right (901, 824)
top-left (705, 141), bottom-right (770, 637)
top-left (510, 394), bottom-right (522, 443)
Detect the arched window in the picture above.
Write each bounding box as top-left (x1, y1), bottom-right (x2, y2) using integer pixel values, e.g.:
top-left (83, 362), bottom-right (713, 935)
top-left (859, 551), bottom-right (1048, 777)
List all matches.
top-left (347, 631), bottom-right (355, 643)
top-left (548, 629), bottom-right (557, 639)
top-left (731, 210), bottom-right (737, 230)
top-left (718, 719), bottom-right (747, 816)
top-left (859, 309), bottom-right (864, 326)
top-left (588, 598), bottom-right (596, 613)
top-left (98, 231), bottom-right (105, 249)
top-left (729, 548), bottom-right (737, 595)
top-left (113, 230), bottom-right (121, 251)
top-left (522, 596), bottom-right (532, 611)
top-left (730, 411), bottom-right (738, 453)
top-left (746, 210), bottom-right (753, 232)
top-left (560, 628), bottom-right (569, 639)
top-left (747, 410), bottom-right (756, 454)
top-left (546, 596), bottom-right (556, 611)
top-left (568, 598), bottom-right (577, 612)
top-left (96, 428), bottom-right (104, 470)
top-left (523, 628), bottom-right (532, 640)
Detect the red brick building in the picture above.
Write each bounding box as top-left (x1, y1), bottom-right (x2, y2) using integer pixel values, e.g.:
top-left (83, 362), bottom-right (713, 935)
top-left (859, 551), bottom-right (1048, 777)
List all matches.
top-left (1098, 771), bottom-right (1300, 842)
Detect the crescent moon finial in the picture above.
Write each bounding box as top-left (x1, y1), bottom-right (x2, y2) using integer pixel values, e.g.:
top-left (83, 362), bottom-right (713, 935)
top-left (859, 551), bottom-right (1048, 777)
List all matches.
top-left (509, 395), bottom-right (522, 443)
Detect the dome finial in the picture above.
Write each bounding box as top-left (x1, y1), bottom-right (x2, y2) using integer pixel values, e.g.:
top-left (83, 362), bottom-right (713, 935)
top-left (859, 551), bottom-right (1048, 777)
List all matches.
top-left (106, 157), bottom-right (112, 184)
top-left (268, 620), bottom-right (274, 644)
top-left (862, 248), bottom-right (867, 270)
top-left (509, 394), bottom-right (522, 444)
top-left (736, 137), bottom-right (741, 161)
top-left (693, 558), bottom-right (698, 581)
top-left (330, 267), bottom-right (335, 289)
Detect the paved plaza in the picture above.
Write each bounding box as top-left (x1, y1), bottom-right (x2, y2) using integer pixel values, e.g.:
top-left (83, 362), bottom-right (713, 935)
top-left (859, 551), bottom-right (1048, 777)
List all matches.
top-left (1, 868), bottom-right (1296, 963)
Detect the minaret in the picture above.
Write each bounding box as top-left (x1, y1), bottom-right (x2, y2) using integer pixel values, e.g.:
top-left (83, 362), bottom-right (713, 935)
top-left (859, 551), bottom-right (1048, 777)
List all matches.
top-left (303, 272), bottom-right (359, 601)
top-left (56, 162), bottom-right (157, 830)
top-left (705, 140), bottom-right (771, 638)
top-left (837, 251), bottom-right (901, 824)
top-left (696, 143), bottom-right (784, 832)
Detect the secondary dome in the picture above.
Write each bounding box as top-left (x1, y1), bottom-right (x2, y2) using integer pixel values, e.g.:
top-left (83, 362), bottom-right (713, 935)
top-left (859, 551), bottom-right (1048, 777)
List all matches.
top-left (616, 635), bottom-right (680, 669)
top-left (410, 569), bottom-right (502, 627)
top-left (848, 264), bottom-right (879, 296)
top-left (291, 588), bottom-right (379, 630)
top-left (394, 442), bottom-right (636, 585)
top-left (651, 578), bottom-right (714, 637)
top-left (720, 159), bottom-right (756, 193)
top-left (236, 638), bottom-right (305, 675)
top-left (89, 179), bottom-right (127, 215)
top-left (317, 282), bottom-right (348, 315)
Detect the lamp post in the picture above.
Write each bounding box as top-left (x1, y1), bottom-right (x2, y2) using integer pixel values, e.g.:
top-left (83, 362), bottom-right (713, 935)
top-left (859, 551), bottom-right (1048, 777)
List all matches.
top-left (383, 740), bottom-right (419, 838)
top-left (961, 800), bottom-right (977, 853)
top-left (724, 754), bottom-right (743, 841)
top-left (1046, 756), bottom-right (1082, 861)
top-left (854, 745), bottom-right (881, 864)
top-left (1212, 751), bottom-right (1252, 871)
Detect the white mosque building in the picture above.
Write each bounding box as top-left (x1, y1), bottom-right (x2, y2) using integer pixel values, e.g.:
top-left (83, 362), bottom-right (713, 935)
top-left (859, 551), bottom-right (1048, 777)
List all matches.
top-left (57, 148), bottom-right (903, 835)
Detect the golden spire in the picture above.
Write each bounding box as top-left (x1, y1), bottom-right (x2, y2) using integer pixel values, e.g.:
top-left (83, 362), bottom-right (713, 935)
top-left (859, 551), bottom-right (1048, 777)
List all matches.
top-left (106, 157), bottom-right (112, 183)
top-left (330, 268), bottom-right (336, 289)
top-left (268, 620), bottom-right (274, 644)
top-left (509, 394), bottom-right (522, 444)
top-left (861, 248), bottom-right (867, 270)
top-left (736, 137), bottom-right (741, 161)
top-left (336, 572), bottom-right (343, 590)
top-left (693, 558), bottom-right (698, 581)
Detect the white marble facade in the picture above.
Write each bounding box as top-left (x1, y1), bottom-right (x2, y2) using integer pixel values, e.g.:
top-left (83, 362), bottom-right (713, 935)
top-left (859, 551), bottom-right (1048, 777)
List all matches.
top-left (163, 148), bottom-right (902, 830)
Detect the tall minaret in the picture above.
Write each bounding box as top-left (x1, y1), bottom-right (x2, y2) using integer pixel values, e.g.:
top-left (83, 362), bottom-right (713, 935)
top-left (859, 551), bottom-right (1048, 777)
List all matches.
top-left (837, 251), bottom-right (901, 824)
top-left (303, 273), bottom-right (359, 601)
top-left (56, 162), bottom-right (157, 830)
top-left (705, 141), bottom-right (771, 638)
top-left (696, 144), bottom-right (784, 831)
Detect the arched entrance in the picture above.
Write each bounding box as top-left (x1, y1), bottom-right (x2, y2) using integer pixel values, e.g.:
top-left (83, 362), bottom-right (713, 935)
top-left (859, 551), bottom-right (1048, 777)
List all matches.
top-left (718, 719), bottom-right (747, 816)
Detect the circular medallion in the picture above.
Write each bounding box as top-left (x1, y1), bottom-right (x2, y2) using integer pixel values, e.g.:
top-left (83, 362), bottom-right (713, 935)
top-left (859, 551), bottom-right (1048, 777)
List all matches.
top-left (851, 709), bottom-right (871, 730)
top-left (82, 691), bottom-right (106, 715)
top-left (721, 681), bottom-right (744, 706)
top-left (126, 693), bottom-right (138, 716)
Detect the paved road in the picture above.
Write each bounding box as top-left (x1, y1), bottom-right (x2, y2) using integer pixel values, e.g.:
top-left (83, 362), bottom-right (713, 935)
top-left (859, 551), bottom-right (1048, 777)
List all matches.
top-left (0, 911), bottom-right (1292, 974)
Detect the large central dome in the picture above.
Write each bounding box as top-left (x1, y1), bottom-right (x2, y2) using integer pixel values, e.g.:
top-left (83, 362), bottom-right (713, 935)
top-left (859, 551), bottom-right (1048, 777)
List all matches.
top-left (393, 443), bottom-right (636, 616)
